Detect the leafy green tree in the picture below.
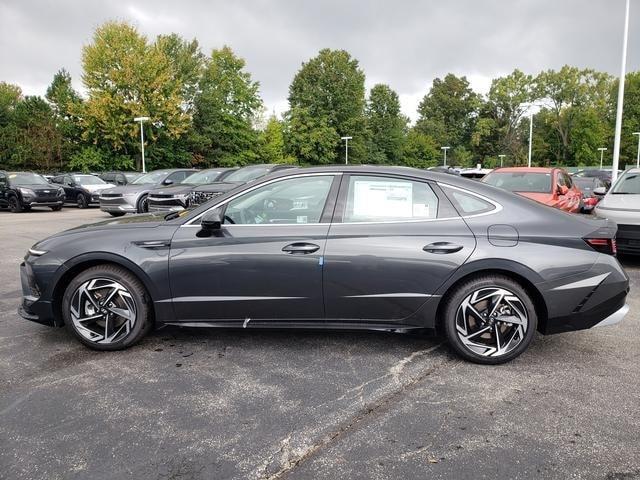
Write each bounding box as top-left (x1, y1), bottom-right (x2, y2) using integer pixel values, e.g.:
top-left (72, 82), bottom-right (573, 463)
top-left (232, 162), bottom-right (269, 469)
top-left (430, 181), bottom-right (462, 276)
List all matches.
top-left (287, 49), bottom-right (366, 164)
top-left (258, 116), bottom-right (296, 164)
top-left (192, 46), bottom-right (263, 166)
top-left (614, 72), bottom-right (640, 167)
top-left (46, 69), bottom-right (83, 166)
top-left (415, 74), bottom-right (480, 164)
top-left (366, 84), bottom-right (408, 164)
top-left (80, 21), bottom-right (190, 169)
top-left (284, 107), bottom-right (337, 165)
top-left (402, 130), bottom-right (439, 168)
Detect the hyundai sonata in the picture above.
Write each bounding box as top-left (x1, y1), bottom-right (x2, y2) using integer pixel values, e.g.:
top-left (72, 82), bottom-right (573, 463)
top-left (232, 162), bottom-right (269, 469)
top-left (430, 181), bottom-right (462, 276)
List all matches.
top-left (19, 166), bottom-right (629, 364)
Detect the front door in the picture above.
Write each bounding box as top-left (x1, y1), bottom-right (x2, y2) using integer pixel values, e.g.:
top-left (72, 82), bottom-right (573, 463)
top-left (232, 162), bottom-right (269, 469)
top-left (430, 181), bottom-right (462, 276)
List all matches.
top-left (168, 174), bottom-right (339, 322)
top-left (323, 174), bottom-right (476, 321)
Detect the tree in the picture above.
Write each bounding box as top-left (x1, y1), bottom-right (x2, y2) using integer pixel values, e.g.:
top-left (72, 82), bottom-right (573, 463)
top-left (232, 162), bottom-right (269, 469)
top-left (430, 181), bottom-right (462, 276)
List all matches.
top-left (46, 69), bottom-right (83, 166)
top-left (415, 74), bottom-right (480, 164)
top-left (9, 96), bottom-right (60, 170)
top-left (258, 116), bottom-right (296, 164)
top-left (614, 72), bottom-right (640, 167)
top-left (402, 130), bottom-right (439, 168)
top-left (287, 49), bottom-right (366, 164)
top-left (534, 66), bottom-right (613, 165)
top-left (192, 46), bottom-right (263, 166)
top-left (284, 107), bottom-right (337, 165)
top-left (366, 84), bottom-right (407, 164)
top-left (80, 21), bottom-right (190, 169)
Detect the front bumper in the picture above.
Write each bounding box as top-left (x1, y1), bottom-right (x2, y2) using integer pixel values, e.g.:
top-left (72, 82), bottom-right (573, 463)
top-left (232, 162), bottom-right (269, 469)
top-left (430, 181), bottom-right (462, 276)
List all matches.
top-left (593, 303), bottom-right (629, 328)
top-left (148, 197), bottom-right (187, 212)
top-left (18, 262), bottom-right (57, 326)
top-left (24, 200), bottom-right (64, 208)
top-left (99, 196), bottom-right (137, 213)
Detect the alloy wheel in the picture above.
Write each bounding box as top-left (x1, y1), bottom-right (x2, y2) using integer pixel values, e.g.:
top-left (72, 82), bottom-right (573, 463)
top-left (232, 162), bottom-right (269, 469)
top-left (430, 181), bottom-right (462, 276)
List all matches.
top-left (455, 287), bottom-right (528, 357)
top-left (70, 277), bottom-right (137, 344)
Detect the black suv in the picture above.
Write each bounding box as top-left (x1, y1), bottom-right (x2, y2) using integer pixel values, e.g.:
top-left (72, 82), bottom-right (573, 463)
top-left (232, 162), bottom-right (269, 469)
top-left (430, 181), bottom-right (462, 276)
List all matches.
top-left (99, 171), bottom-right (141, 186)
top-left (0, 171), bottom-right (66, 212)
top-left (51, 173), bottom-right (115, 208)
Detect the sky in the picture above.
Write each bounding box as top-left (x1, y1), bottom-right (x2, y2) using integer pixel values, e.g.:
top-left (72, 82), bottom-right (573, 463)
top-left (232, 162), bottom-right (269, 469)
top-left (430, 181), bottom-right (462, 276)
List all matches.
top-left (1, 0), bottom-right (639, 121)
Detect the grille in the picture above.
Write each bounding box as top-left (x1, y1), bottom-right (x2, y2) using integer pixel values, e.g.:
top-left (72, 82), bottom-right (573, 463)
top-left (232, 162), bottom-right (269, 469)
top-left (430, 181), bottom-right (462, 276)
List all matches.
top-left (190, 191), bottom-right (223, 206)
top-left (101, 193), bottom-right (123, 198)
top-left (149, 194), bottom-right (175, 199)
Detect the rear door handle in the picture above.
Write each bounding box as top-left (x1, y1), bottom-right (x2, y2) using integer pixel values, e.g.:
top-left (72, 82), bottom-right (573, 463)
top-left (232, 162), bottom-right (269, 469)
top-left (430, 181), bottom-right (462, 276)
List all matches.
top-left (282, 242), bottom-right (320, 254)
top-left (423, 242), bottom-right (463, 254)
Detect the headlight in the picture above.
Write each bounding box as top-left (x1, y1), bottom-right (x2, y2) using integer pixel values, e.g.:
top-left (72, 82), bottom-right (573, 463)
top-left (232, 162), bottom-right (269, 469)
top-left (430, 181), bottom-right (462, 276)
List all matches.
top-left (28, 247), bottom-right (47, 256)
top-left (175, 194), bottom-right (189, 202)
top-left (19, 187), bottom-right (35, 197)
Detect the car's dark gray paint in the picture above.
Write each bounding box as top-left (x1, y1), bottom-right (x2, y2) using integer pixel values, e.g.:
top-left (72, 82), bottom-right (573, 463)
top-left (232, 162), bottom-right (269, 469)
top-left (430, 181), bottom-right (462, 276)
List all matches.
top-left (20, 166), bottom-right (629, 339)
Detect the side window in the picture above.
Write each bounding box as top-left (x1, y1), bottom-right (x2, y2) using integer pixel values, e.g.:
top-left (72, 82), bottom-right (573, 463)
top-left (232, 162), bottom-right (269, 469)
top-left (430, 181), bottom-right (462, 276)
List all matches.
top-left (167, 171), bottom-right (190, 183)
top-left (64, 176), bottom-right (73, 186)
top-left (52, 176), bottom-right (63, 184)
top-left (442, 186), bottom-right (496, 216)
top-left (0, 173), bottom-right (6, 187)
top-left (342, 176), bottom-right (439, 223)
top-left (556, 172), bottom-right (566, 187)
top-left (563, 173), bottom-right (573, 188)
top-left (116, 174), bottom-right (126, 185)
top-left (224, 175), bottom-right (334, 225)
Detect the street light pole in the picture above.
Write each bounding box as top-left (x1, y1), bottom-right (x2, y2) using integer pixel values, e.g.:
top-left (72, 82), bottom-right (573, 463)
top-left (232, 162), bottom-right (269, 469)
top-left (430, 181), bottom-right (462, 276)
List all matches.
top-left (133, 116), bottom-right (150, 173)
top-left (612, 0), bottom-right (630, 183)
top-left (598, 147), bottom-right (607, 169)
top-left (528, 112), bottom-right (534, 167)
top-left (498, 154), bottom-right (506, 167)
top-left (634, 132), bottom-right (640, 168)
top-left (441, 146), bottom-right (450, 167)
top-left (341, 136), bottom-right (352, 165)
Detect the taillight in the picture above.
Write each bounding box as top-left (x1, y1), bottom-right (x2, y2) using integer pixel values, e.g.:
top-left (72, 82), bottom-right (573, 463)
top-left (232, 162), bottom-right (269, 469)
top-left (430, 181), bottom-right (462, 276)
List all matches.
top-left (584, 238), bottom-right (617, 255)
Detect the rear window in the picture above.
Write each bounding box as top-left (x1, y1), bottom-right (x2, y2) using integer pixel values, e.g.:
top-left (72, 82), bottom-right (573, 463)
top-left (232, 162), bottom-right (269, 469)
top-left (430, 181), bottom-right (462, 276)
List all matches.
top-left (483, 172), bottom-right (552, 193)
top-left (442, 186), bottom-right (496, 216)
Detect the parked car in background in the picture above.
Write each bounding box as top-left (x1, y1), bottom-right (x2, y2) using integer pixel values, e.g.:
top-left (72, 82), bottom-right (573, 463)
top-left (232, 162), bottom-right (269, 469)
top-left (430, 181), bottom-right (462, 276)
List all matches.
top-left (482, 167), bottom-right (582, 213)
top-left (51, 173), bottom-right (114, 208)
top-left (20, 166), bottom-right (629, 364)
top-left (460, 167), bottom-right (492, 180)
top-left (0, 171), bottom-right (65, 212)
top-left (99, 169), bottom-right (197, 216)
top-left (573, 176), bottom-right (608, 213)
top-left (428, 166), bottom-right (460, 176)
top-left (573, 169), bottom-right (622, 189)
top-left (595, 168), bottom-right (640, 255)
top-left (148, 168), bottom-right (237, 212)
top-left (99, 171), bottom-right (141, 186)
top-left (189, 164), bottom-right (295, 207)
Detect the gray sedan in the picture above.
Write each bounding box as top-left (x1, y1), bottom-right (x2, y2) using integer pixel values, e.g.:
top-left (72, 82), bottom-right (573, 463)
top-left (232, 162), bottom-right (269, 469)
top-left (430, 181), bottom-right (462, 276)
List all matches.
top-left (99, 169), bottom-right (196, 216)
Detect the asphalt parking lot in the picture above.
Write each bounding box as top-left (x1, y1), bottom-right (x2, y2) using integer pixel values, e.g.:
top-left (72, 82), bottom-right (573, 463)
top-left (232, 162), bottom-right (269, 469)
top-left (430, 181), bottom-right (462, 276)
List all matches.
top-left (1, 208), bottom-right (639, 480)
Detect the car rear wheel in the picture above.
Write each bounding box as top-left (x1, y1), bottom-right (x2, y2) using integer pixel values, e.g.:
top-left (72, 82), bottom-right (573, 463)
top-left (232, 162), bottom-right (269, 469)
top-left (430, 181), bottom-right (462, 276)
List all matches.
top-left (136, 195), bottom-right (148, 213)
top-left (108, 212), bottom-right (126, 217)
top-left (77, 193), bottom-right (88, 209)
top-left (62, 265), bottom-right (152, 350)
top-left (8, 195), bottom-right (24, 213)
top-left (442, 275), bottom-right (537, 364)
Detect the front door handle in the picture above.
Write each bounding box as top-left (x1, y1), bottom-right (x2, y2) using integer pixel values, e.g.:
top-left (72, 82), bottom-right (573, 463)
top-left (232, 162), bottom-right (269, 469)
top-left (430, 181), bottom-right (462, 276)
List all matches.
top-left (282, 242), bottom-right (320, 254)
top-left (423, 242), bottom-right (463, 254)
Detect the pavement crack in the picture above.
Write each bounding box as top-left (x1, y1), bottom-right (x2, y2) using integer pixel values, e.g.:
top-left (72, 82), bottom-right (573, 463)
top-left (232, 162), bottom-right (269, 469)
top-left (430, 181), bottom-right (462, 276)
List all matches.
top-left (259, 343), bottom-right (452, 480)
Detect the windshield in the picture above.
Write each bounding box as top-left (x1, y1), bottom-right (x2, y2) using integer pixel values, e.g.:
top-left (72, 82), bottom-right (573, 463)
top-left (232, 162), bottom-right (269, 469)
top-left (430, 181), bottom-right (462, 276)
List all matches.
top-left (181, 170), bottom-right (224, 185)
top-left (73, 174), bottom-right (106, 185)
top-left (225, 166), bottom-right (271, 183)
top-left (612, 171), bottom-right (640, 194)
top-left (7, 172), bottom-right (50, 185)
top-left (124, 173), bottom-right (141, 181)
top-left (573, 178), bottom-right (597, 191)
top-left (483, 172), bottom-right (552, 193)
top-left (132, 171), bottom-right (170, 185)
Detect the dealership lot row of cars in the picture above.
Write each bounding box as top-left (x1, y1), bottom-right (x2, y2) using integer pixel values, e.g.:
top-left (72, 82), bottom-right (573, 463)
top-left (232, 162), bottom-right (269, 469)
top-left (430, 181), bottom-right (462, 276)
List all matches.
top-left (2, 164), bottom-right (639, 254)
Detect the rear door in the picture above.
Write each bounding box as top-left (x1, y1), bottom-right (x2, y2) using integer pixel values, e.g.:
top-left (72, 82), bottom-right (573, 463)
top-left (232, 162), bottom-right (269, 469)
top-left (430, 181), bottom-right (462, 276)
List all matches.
top-left (323, 174), bottom-right (477, 322)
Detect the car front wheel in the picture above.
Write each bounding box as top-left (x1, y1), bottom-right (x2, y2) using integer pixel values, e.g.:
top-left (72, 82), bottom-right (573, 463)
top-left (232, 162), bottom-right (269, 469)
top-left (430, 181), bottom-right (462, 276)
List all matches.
top-left (8, 195), bottom-right (24, 213)
top-left (136, 195), bottom-right (148, 213)
top-left (77, 193), bottom-right (88, 209)
top-left (62, 265), bottom-right (152, 350)
top-left (108, 212), bottom-right (126, 217)
top-left (442, 275), bottom-right (537, 364)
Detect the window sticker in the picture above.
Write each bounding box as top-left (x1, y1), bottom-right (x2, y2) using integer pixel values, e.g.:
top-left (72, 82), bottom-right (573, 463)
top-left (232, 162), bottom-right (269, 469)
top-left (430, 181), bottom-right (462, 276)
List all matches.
top-left (412, 203), bottom-right (430, 217)
top-left (353, 180), bottom-right (413, 218)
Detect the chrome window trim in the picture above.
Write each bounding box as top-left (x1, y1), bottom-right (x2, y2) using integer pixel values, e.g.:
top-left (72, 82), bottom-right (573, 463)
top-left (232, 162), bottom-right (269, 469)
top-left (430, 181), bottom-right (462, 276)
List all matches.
top-left (179, 172), bottom-right (503, 228)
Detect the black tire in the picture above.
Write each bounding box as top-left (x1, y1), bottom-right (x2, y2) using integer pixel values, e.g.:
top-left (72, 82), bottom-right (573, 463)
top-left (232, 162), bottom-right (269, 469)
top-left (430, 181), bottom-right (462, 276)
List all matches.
top-left (8, 195), bottom-right (24, 213)
top-left (442, 275), bottom-right (537, 365)
top-left (108, 212), bottom-right (126, 217)
top-left (62, 264), bottom-right (153, 351)
top-left (136, 195), bottom-right (148, 213)
top-left (50, 205), bottom-right (63, 211)
top-left (77, 193), bottom-right (88, 209)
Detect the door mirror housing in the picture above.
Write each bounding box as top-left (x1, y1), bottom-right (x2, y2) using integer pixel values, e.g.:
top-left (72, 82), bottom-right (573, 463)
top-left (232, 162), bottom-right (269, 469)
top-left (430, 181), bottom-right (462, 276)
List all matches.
top-left (593, 186), bottom-right (607, 196)
top-left (557, 185), bottom-right (569, 196)
top-left (201, 208), bottom-right (223, 230)
top-left (162, 179), bottom-right (174, 186)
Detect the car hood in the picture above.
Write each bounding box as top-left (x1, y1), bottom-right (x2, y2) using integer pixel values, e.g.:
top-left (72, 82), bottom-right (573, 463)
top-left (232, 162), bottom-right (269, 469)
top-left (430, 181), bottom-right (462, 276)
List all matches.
top-left (192, 181), bottom-right (243, 193)
top-left (80, 183), bottom-right (115, 192)
top-left (599, 193), bottom-right (640, 211)
top-left (148, 184), bottom-right (195, 196)
top-left (46, 213), bottom-right (168, 239)
top-left (102, 184), bottom-right (155, 195)
top-left (15, 184), bottom-right (63, 192)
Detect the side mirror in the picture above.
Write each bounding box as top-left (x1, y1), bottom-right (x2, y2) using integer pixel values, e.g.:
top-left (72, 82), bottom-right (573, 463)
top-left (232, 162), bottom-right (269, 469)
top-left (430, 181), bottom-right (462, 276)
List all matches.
top-left (593, 186), bottom-right (607, 196)
top-left (201, 208), bottom-right (223, 230)
top-left (557, 185), bottom-right (569, 195)
top-left (162, 179), bottom-right (174, 186)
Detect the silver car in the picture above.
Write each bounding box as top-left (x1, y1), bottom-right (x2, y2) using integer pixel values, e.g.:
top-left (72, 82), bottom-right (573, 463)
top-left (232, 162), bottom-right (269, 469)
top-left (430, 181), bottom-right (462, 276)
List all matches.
top-left (594, 167), bottom-right (640, 254)
top-left (99, 169), bottom-right (196, 216)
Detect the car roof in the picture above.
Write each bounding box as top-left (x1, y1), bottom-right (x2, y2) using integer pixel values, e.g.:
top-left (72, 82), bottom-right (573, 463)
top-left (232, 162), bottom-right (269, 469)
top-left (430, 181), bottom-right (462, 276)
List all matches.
top-left (488, 167), bottom-right (559, 173)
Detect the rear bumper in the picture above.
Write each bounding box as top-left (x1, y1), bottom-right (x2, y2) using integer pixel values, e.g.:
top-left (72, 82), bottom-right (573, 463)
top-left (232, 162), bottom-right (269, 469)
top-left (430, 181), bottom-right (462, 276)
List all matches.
top-left (616, 224), bottom-right (640, 255)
